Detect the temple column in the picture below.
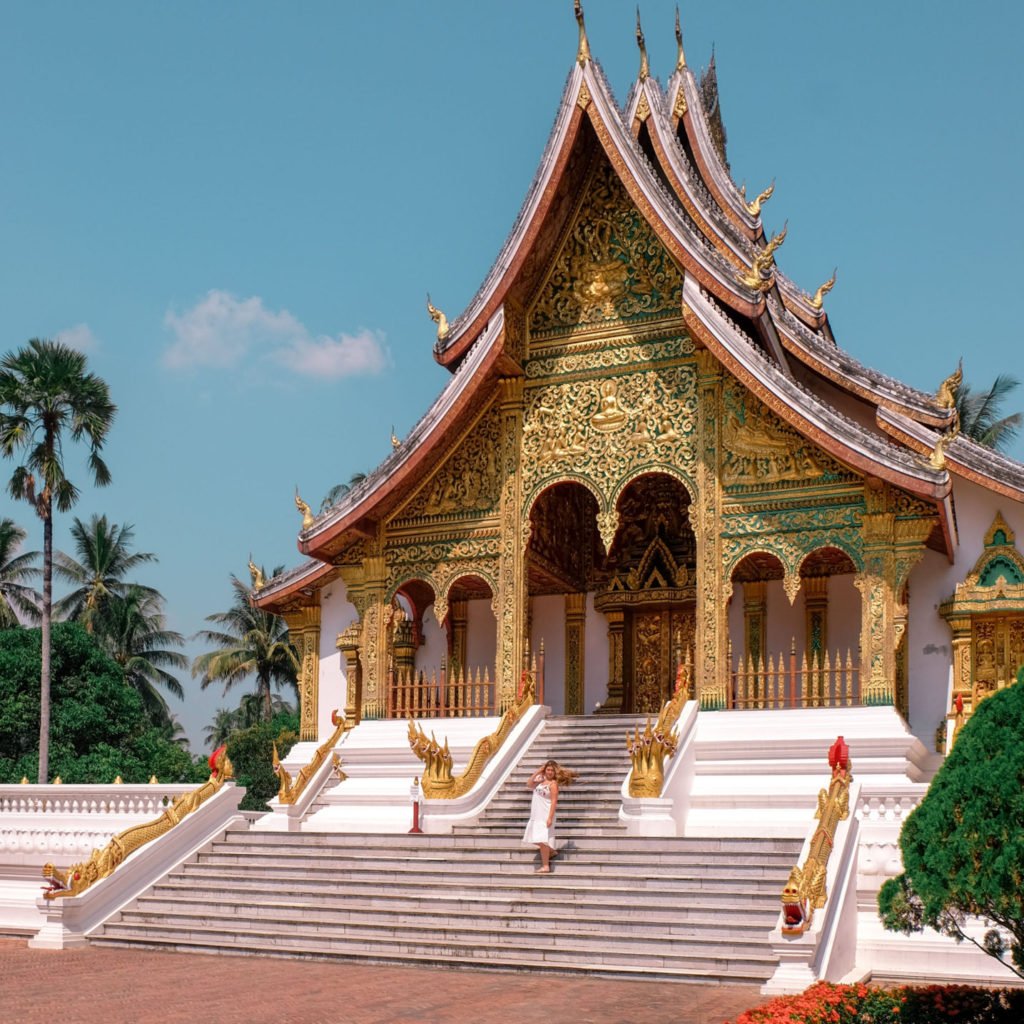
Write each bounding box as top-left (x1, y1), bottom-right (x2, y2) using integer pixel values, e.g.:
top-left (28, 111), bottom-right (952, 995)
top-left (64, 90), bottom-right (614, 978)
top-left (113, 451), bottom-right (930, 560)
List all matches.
top-left (282, 605), bottom-right (321, 741)
top-left (694, 348), bottom-right (726, 708)
top-left (359, 552), bottom-right (389, 718)
top-left (946, 613), bottom-right (973, 719)
top-left (336, 624), bottom-right (362, 727)
top-left (564, 592), bottom-right (586, 714)
top-left (496, 377), bottom-right (527, 710)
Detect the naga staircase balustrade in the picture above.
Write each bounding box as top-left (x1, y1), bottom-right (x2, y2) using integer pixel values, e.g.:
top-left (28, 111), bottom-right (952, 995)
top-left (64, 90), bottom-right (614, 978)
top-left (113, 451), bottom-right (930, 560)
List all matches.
top-left (273, 710), bottom-right (348, 804)
top-left (731, 642), bottom-right (860, 710)
top-left (40, 747), bottom-right (235, 901)
top-left (627, 654), bottom-right (693, 797)
top-left (407, 668), bottom-right (536, 799)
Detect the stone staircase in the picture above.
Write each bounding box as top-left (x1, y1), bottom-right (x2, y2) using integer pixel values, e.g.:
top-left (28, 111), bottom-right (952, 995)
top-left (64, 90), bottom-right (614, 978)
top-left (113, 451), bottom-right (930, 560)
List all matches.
top-left (91, 716), bottom-right (801, 983)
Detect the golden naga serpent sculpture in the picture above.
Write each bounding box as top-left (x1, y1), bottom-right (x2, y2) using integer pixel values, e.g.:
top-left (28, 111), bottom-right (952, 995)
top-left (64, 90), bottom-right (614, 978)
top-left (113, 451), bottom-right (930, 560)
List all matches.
top-left (273, 709), bottom-right (347, 804)
top-left (626, 660), bottom-right (692, 798)
top-left (407, 670), bottom-right (536, 799)
top-left (41, 747), bottom-right (235, 901)
top-left (780, 736), bottom-right (853, 936)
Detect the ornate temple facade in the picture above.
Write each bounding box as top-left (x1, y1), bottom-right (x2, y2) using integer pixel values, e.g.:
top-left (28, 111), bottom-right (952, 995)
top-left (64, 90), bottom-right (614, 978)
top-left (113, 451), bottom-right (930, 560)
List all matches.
top-left (254, 12), bottom-right (1024, 757)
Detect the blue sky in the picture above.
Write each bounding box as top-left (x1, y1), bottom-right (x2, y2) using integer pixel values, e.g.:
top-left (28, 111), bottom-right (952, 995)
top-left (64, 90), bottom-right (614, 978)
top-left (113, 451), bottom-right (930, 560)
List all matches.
top-left (2, 1), bottom-right (1022, 750)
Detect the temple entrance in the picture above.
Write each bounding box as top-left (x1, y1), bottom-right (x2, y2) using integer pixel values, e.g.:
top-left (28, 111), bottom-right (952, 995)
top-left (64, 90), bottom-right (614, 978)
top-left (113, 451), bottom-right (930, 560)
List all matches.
top-left (596, 474), bottom-right (696, 715)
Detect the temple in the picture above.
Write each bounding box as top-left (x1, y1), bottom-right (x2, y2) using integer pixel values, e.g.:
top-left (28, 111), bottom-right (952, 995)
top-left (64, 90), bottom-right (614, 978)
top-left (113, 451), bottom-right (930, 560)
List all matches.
top-left (253, 8), bottom-right (1024, 754)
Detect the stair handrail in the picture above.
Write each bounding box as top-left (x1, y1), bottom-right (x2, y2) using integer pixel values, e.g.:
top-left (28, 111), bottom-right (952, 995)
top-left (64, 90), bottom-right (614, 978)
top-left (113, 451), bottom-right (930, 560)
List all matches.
top-left (408, 667), bottom-right (535, 799)
top-left (273, 709), bottom-right (347, 805)
top-left (40, 747), bottom-right (235, 901)
top-left (763, 735), bottom-right (862, 993)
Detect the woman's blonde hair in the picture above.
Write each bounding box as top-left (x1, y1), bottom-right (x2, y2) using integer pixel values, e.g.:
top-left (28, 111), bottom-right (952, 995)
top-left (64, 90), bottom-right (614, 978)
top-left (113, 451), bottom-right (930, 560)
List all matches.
top-left (543, 759), bottom-right (579, 787)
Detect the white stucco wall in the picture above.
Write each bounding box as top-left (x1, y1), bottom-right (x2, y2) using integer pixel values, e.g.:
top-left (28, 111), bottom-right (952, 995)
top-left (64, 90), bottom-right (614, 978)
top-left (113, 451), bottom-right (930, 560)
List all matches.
top-left (584, 591), bottom-right (609, 714)
top-left (530, 595), bottom-right (565, 714)
top-left (318, 583), bottom-right (358, 740)
top-left (465, 597), bottom-right (497, 680)
top-left (416, 605), bottom-right (447, 676)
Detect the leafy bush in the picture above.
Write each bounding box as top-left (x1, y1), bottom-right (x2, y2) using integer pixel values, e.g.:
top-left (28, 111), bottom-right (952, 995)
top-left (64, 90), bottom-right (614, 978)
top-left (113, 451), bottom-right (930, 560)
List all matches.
top-left (878, 680), bottom-right (1024, 977)
top-left (226, 710), bottom-right (299, 812)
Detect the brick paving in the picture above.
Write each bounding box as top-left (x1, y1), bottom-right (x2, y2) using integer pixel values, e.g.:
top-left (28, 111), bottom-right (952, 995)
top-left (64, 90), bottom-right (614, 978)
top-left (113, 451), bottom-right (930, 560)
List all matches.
top-left (1, 938), bottom-right (762, 1024)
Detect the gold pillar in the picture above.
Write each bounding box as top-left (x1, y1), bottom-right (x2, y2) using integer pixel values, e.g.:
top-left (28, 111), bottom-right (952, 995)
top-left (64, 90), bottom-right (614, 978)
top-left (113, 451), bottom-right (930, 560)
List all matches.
top-left (393, 617), bottom-right (416, 676)
top-left (359, 552), bottom-right (389, 717)
top-left (283, 605), bottom-right (321, 741)
top-left (601, 609), bottom-right (626, 713)
top-left (803, 576), bottom-right (828, 665)
top-left (336, 623), bottom-right (362, 727)
top-left (564, 592), bottom-right (586, 715)
top-left (855, 482), bottom-right (896, 706)
top-left (496, 377), bottom-right (526, 710)
top-left (694, 348), bottom-right (725, 708)
top-left (947, 613), bottom-right (973, 719)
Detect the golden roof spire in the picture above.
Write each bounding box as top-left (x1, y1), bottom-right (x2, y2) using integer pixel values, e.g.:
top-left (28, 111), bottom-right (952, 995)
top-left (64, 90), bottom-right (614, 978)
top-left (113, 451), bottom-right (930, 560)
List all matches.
top-left (745, 180), bottom-right (774, 217)
top-left (635, 8), bottom-right (650, 81)
top-left (426, 294), bottom-right (450, 343)
top-left (675, 6), bottom-right (686, 70)
top-left (574, 0), bottom-right (591, 65)
top-left (294, 490), bottom-right (315, 530)
top-left (810, 268), bottom-right (837, 310)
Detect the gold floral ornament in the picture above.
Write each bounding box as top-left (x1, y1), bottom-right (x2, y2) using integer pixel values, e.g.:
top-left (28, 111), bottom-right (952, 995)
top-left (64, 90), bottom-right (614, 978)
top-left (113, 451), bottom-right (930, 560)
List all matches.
top-left (42, 747), bottom-right (234, 901)
top-left (809, 268), bottom-right (837, 310)
top-left (426, 294), bottom-right (449, 343)
top-left (780, 736), bottom-right (852, 936)
top-left (294, 491), bottom-right (315, 530)
top-left (626, 659), bottom-right (690, 797)
top-left (408, 670), bottom-right (535, 799)
top-left (273, 710), bottom-right (346, 804)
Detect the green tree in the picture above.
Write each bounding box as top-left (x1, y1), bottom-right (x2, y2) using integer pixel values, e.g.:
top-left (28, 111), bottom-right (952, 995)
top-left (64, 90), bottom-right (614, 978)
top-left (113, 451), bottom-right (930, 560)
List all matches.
top-left (0, 622), bottom-right (203, 784)
top-left (192, 569), bottom-right (299, 723)
top-left (878, 673), bottom-right (1024, 979)
top-left (319, 471), bottom-right (368, 512)
top-left (203, 694), bottom-right (294, 749)
top-left (0, 339), bottom-right (116, 782)
top-left (54, 514), bottom-right (157, 631)
top-left (93, 586), bottom-right (186, 728)
top-left (0, 517), bottom-right (40, 627)
top-left (955, 374), bottom-right (1022, 451)
top-left (226, 709), bottom-right (300, 812)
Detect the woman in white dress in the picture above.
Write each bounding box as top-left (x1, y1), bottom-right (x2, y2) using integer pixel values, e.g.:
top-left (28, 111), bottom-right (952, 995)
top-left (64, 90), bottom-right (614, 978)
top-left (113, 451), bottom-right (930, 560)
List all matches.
top-left (524, 759), bottom-right (576, 873)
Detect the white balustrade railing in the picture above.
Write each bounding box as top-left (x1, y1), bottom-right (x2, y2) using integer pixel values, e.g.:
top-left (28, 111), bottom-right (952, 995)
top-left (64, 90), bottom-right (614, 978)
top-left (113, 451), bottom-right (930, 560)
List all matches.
top-left (0, 784), bottom-right (192, 818)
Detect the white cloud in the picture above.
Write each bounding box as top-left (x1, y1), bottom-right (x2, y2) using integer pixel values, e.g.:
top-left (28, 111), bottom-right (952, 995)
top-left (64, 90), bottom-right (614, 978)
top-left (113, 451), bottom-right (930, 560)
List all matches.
top-left (161, 289), bottom-right (388, 379)
top-left (55, 323), bottom-right (99, 353)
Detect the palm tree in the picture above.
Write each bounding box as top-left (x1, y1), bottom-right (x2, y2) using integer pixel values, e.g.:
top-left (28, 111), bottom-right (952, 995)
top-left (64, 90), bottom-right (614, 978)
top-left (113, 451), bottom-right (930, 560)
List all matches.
top-left (54, 515), bottom-right (157, 630)
top-left (192, 569), bottom-right (299, 722)
top-left (955, 374), bottom-right (1022, 452)
top-left (94, 586), bottom-right (187, 727)
top-left (0, 339), bottom-right (116, 782)
top-left (320, 472), bottom-right (368, 512)
top-left (0, 518), bottom-right (40, 628)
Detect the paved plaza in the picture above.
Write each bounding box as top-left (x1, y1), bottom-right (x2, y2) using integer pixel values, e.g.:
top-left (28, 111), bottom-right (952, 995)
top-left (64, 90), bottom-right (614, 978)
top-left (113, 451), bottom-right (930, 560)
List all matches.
top-left (1, 938), bottom-right (760, 1023)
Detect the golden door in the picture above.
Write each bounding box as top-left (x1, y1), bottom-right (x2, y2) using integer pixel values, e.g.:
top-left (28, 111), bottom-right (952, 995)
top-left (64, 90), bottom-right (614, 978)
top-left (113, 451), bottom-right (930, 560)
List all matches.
top-left (630, 607), bottom-right (695, 714)
top-left (971, 615), bottom-right (1024, 707)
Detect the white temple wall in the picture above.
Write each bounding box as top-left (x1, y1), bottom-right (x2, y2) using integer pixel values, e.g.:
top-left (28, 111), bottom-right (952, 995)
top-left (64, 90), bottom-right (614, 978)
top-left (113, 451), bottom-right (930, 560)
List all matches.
top-left (584, 592), bottom-right (608, 714)
top-left (319, 583), bottom-right (357, 739)
top-left (530, 595), bottom-right (564, 714)
top-left (827, 575), bottom-right (861, 659)
top-left (905, 477), bottom-right (1024, 741)
top-left (465, 597), bottom-right (497, 678)
top-left (417, 605), bottom-right (447, 674)
top-left (765, 579), bottom-right (803, 661)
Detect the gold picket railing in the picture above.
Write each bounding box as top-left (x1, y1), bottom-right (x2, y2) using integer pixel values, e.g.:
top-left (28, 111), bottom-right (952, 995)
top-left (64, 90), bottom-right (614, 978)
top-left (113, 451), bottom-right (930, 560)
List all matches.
top-left (41, 747), bottom-right (234, 900)
top-left (731, 645), bottom-right (860, 710)
top-left (408, 668), bottom-right (536, 799)
top-left (627, 655), bottom-right (693, 797)
top-left (272, 709), bottom-right (347, 804)
top-left (780, 736), bottom-right (853, 935)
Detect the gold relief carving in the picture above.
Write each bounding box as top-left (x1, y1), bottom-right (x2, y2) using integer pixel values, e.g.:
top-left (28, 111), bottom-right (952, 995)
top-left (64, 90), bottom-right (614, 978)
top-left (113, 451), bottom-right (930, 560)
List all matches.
top-left (393, 404), bottom-right (502, 523)
top-left (634, 93), bottom-right (651, 123)
top-left (283, 606), bottom-right (321, 741)
top-left (633, 611), bottom-right (665, 713)
top-left (359, 602), bottom-right (382, 702)
top-left (672, 85), bottom-right (688, 119)
top-left (577, 82), bottom-right (591, 110)
top-left (596, 510), bottom-right (620, 554)
top-left (783, 570), bottom-right (802, 606)
top-left (528, 158), bottom-right (683, 338)
top-left (565, 593), bottom-right (586, 715)
top-left (524, 335), bottom-right (694, 379)
top-left (521, 365), bottom-right (697, 505)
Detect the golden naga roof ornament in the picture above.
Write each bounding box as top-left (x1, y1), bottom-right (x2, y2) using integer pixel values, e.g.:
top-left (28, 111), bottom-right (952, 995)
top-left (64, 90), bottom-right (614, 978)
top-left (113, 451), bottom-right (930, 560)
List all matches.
top-left (935, 358), bottom-right (963, 411)
top-left (574, 0), bottom-right (591, 66)
top-left (739, 222), bottom-right (787, 292)
top-left (742, 180), bottom-right (775, 217)
top-left (426, 294), bottom-right (450, 343)
top-left (674, 6), bottom-right (687, 70)
top-left (390, 425), bottom-right (401, 449)
top-left (635, 7), bottom-right (650, 81)
top-left (248, 556), bottom-right (265, 592)
top-left (294, 490), bottom-right (315, 530)
top-left (809, 268), bottom-right (837, 310)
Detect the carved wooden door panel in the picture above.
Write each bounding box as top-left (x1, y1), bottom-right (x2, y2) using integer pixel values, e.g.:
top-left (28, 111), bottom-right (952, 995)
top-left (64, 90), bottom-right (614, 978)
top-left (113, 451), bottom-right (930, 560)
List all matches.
top-left (971, 615), bottom-right (1024, 708)
top-left (629, 607), bottom-right (696, 714)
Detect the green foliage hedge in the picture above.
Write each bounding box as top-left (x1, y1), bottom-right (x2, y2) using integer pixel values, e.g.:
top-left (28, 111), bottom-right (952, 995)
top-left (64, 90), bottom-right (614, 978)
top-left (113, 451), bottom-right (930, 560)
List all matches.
top-left (226, 711), bottom-right (299, 811)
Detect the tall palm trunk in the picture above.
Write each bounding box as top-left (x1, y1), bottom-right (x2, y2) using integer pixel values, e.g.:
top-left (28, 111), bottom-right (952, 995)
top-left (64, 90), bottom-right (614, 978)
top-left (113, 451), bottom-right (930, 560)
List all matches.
top-left (38, 501), bottom-right (52, 783)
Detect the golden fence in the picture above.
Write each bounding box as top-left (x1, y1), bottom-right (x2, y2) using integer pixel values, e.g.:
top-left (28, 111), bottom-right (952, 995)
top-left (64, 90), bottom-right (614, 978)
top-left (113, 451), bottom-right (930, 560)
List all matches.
top-left (731, 646), bottom-right (859, 710)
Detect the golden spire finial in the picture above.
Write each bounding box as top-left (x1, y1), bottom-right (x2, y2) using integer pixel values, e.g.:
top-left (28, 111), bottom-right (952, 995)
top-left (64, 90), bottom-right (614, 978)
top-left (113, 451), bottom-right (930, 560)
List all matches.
top-left (745, 180), bottom-right (774, 217)
top-left (390, 425), bottom-right (400, 449)
top-left (294, 490), bottom-right (315, 530)
top-left (935, 358), bottom-right (963, 411)
top-left (574, 0), bottom-right (591, 65)
top-left (675, 6), bottom-right (686, 70)
top-left (809, 268), bottom-right (837, 310)
top-left (426, 294), bottom-right (450, 343)
top-left (635, 7), bottom-right (649, 81)
top-left (248, 556), bottom-right (265, 592)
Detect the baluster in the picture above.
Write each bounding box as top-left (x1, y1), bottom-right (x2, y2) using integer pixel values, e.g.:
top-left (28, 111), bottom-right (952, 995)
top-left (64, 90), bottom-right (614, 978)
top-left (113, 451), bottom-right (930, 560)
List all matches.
top-left (845, 649), bottom-right (854, 706)
top-left (727, 637), bottom-right (734, 709)
top-left (485, 666), bottom-right (493, 715)
top-left (795, 649), bottom-right (806, 707)
top-left (823, 649), bottom-right (834, 707)
top-left (473, 666), bottom-right (481, 716)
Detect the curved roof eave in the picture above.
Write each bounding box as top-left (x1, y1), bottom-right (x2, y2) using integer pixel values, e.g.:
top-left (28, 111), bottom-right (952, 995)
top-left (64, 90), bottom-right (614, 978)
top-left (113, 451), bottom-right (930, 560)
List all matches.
top-left (298, 310), bottom-right (508, 557)
top-left (252, 558), bottom-right (333, 611)
top-left (682, 276), bottom-right (952, 507)
top-left (765, 296), bottom-right (953, 428)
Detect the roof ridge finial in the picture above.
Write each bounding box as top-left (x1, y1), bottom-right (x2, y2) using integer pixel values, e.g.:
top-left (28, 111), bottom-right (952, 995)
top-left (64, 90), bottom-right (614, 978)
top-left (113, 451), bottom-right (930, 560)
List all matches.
top-left (675, 6), bottom-right (686, 70)
top-left (745, 179), bottom-right (775, 217)
top-left (810, 268), bottom-right (838, 310)
top-left (426, 293), bottom-right (450, 343)
top-left (574, 1), bottom-right (591, 66)
top-left (635, 7), bottom-right (649, 81)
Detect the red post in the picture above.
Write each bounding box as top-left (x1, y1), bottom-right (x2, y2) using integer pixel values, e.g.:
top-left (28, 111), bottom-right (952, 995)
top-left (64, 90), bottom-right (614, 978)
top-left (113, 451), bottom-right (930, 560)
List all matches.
top-left (408, 776), bottom-right (423, 834)
top-left (788, 638), bottom-right (797, 709)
